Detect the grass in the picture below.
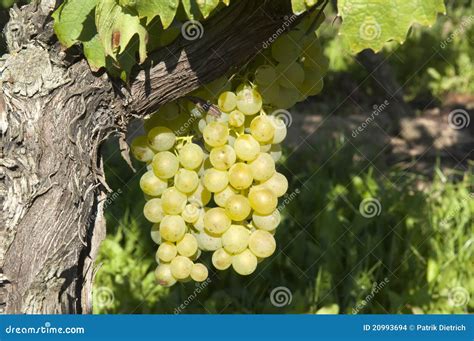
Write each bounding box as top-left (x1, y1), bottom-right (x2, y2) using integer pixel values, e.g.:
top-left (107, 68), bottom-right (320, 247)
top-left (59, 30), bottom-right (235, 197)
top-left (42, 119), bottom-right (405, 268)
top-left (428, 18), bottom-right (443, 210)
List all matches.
top-left (94, 136), bottom-right (473, 314)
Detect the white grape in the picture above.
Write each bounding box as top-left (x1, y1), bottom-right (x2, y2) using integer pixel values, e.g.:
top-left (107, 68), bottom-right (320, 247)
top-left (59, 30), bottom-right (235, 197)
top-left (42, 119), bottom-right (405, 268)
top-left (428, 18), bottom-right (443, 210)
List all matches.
top-left (152, 151), bottom-right (179, 179)
top-left (156, 242), bottom-right (178, 262)
top-left (174, 169), bottom-right (199, 193)
top-left (212, 248), bottom-right (233, 270)
top-left (252, 210), bottom-right (281, 231)
top-left (225, 195), bottom-right (251, 221)
top-left (203, 122), bottom-right (228, 147)
top-left (222, 225), bottom-right (250, 254)
top-left (204, 207), bottom-right (231, 235)
top-left (190, 263), bottom-right (209, 282)
top-left (248, 187), bottom-right (278, 215)
top-left (140, 170), bottom-right (168, 197)
top-left (210, 145), bottom-right (236, 170)
top-left (179, 143), bottom-right (204, 169)
top-left (131, 136), bottom-right (155, 163)
top-left (161, 187), bottom-right (187, 214)
top-left (170, 256), bottom-right (193, 280)
top-left (202, 168), bottom-right (229, 193)
top-left (236, 86), bottom-right (263, 116)
top-left (250, 115), bottom-right (275, 143)
top-left (248, 153), bottom-right (275, 182)
top-left (228, 163), bottom-right (253, 190)
top-left (218, 91), bottom-right (237, 112)
top-left (147, 126), bottom-right (176, 151)
top-left (234, 134), bottom-right (260, 161)
top-left (248, 230), bottom-right (276, 258)
top-left (214, 185), bottom-right (237, 207)
top-left (192, 230), bottom-right (223, 251)
top-left (160, 215), bottom-right (186, 242)
top-left (177, 233), bottom-right (199, 257)
top-left (143, 198), bottom-right (164, 223)
top-left (155, 264), bottom-right (177, 287)
top-left (232, 249), bottom-right (257, 276)
top-left (260, 172), bottom-right (288, 197)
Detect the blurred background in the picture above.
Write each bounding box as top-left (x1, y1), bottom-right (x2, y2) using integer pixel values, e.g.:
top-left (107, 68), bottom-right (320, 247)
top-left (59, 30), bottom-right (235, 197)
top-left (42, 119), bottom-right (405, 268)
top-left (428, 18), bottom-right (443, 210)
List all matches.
top-left (1, 0), bottom-right (472, 314)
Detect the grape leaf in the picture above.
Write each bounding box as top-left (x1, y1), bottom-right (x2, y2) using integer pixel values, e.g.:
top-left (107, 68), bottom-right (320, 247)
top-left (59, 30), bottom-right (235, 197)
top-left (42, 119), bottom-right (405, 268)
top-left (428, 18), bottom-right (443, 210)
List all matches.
top-left (52, 0), bottom-right (98, 48)
top-left (136, 0), bottom-right (179, 27)
top-left (338, 0), bottom-right (446, 53)
top-left (95, 0), bottom-right (148, 63)
top-left (83, 34), bottom-right (106, 71)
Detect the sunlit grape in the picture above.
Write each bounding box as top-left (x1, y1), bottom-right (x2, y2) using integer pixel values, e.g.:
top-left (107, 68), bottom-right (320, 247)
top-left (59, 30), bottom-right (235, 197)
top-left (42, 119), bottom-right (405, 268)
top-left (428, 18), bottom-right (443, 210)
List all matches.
top-left (225, 194), bottom-right (251, 221)
top-left (222, 225), bottom-right (250, 254)
top-left (212, 248), bottom-right (233, 270)
top-left (250, 115), bottom-right (275, 143)
top-left (143, 198), bottom-right (164, 223)
top-left (234, 134), bottom-right (260, 161)
top-left (182, 203), bottom-right (201, 223)
top-left (131, 136), bottom-right (155, 163)
top-left (228, 163), bottom-right (253, 190)
top-left (156, 242), bottom-right (178, 262)
top-left (147, 126), bottom-right (176, 151)
top-left (192, 230), bottom-right (223, 251)
top-left (214, 185), bottom-right (237, 207)
top-left (177, 233), bottom-right (199, 257)
top-left (161, 187), bottom-right (187, 214)
top-left (179, 143), bottom-right (204, 169)
top-left (252, 210), bottom-right (281, 231)
top-left (174, 169), bottom-right (199, 193)
top-left (236, 86), bottom-right (263, 116)
top-left (248, 153), bottom-right (275, 182)
top-left (160, 215), bottom-right (186, 242)
top-left (259, 172), bottom-right (288, 197)
top-left (203, 122), bottom-right (228, 147)
top-left (202, 168), bottom-right (229, 193)
top-left (248, 230), bottom-right (276, 258)
top-left (210, 145), bottom-right (236, 170)
top-left (170, 256), bottom-right (193, 280)
top-left (190, 263), bottom-right (209, 282)
top-left (232, 249), bottom-right (257, 276)
top-left (140, 170), bottom-right (168, 197)
top-left (218, 91), bottom-right (237, 112)
top-left (248, 187), bottom-right (278, 215)
top-left (188, 184), bottom-right (212, 207)
top-left (204, 207), bottom-right (231, 235)
top-left (229, 110), bottom-right (245, 128)
top-left (152, 151), bottom-right (179, 179)
top-left (155, 264), bottom-right (177, 287)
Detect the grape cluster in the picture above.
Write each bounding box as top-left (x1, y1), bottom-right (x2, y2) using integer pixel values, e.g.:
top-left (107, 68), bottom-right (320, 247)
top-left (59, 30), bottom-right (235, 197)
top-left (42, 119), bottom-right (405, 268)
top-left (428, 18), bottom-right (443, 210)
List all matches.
top-left (130, 16), bottom-right (327, 287)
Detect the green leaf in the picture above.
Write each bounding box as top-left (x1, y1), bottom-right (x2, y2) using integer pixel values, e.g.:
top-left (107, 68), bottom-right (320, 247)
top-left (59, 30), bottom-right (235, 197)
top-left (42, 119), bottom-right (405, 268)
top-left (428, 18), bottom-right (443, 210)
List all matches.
top-left (136, 0), bottom-right (179, 27)
top-left (338, 0), bottom-right (446, 53)
top-left (182, 0), bottom-right (225, 20)
top-left (96, 0), bottom-right (148, 63)
top-left (52, 0), bottom-right (98, 48)
top-left (83, 34), bottom-right (106, 71)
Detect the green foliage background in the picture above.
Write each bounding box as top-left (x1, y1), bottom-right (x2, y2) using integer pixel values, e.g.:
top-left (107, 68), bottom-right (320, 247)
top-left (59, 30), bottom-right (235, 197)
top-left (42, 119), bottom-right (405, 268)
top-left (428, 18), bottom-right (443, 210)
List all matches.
top-left (92, 0), bottom-right (473, 314)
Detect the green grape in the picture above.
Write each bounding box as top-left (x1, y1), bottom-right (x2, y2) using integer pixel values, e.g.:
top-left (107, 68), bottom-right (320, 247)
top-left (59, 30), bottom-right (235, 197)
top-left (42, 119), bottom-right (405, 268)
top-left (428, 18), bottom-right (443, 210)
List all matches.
top-left (177, 233), bottom-right (198, 257)
top-left (212, 248), bottom-right (232, 270)
top-left (140, 170), bottom-right (168, 197)
top-left (182, 203), bottom-right (201, 223)
top-left (155, 264), bottom-right (177, 287)
top-left (234, 134), bottom-right (260, 161)
top-left (255, 65), bottom-right (277, 86)
top-left (258, 82), bottom-right (280, 105)
top-left (228, 163), bottom-right (253, 190)
top-left (170, 256), bottom-right (193, 280)
top-left (192, 209), bottom-right (206, 232)
top-left (147, 126), bottom-right (176, 151)
top-left (160, 215), bottom-right (186, 242)
top-left (273, 86), bottom-right (298, 109)
top-left (229, 110), bottom-right (245, 128)
top-left (248, 153), bottom-right (275, 182)
top-left (259, 172), bottom-right (288, 197)
top-left (152, 151), bottom-right (179, 179)
top-left (222, 225), bottom-right (250, 254)
top-left (232, 249), bottom-right (257, 276)
top-left (250, 115), bottom-right (275, 143)
top-left (271, 35), bottom-right (299, 64)
top-left (214, 185), bottom-right (237, 207)
top-left (150, 224), bottom-right (162, 244)
top-left (225, 195), bottom-right (251, 221)
top-left (161, 187), bottom-right (187, 214)
top-left (269, 144), bottom-right (282, 162)
top-left (190, 263), bottom-right (209, 282)
top-left (202, 168), bottom-right (229, 193)
top-left (203, 122), bottom-right (228, 147)
top-left (210, 145), bottom-right (236, 170)
top-left (218, 91), bottom-right (237, 112)
top-left (269, 116), bottom-right (287, 144)
top-left (174, 169), bottom-right (199, 193)
top-left (192, 230), bottom-right (222, 251)
top-left (131, 136), bottom-right (155, 163)
top-left (179, 143), bottom-right (204, 170)
top-left (252, 210), bottom-right (281, 231)
top-left (188, 184), bottom-right (211, 207)
top-left (248, 230), bottom-right (276, 258)
top-left (143, 198), bottom-right (164, 223)
top-left (248, 188), bottom-right (277, 215)
top-left (236, 86), bottom-right (263, 116)
top-left (260, 143), bottom-right (272, 153)
top-left (156, 242), bottom-right (178, 262)
top-left (277, 62), bottom-right (305, 88)
top-left (204, 207), bottom-right (231, 235)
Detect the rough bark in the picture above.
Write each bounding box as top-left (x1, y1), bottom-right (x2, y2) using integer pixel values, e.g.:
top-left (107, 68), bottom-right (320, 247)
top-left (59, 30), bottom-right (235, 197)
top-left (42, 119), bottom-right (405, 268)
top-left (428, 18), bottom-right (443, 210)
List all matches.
top-left (0, 0), bottom-right (298, 313)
